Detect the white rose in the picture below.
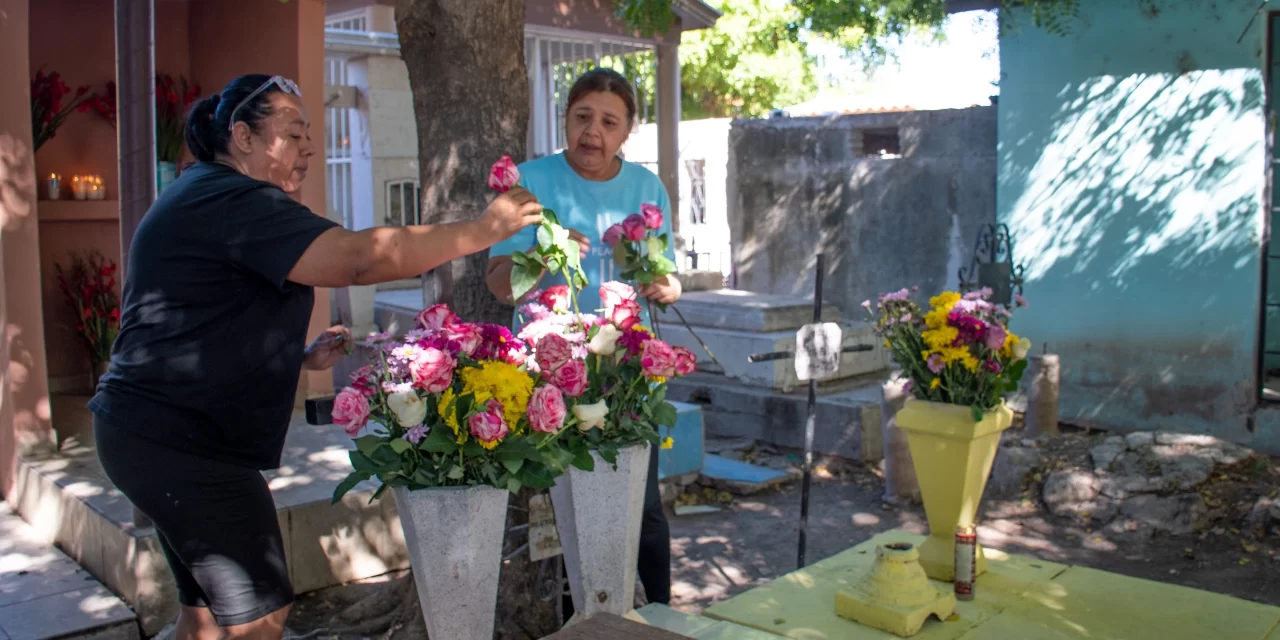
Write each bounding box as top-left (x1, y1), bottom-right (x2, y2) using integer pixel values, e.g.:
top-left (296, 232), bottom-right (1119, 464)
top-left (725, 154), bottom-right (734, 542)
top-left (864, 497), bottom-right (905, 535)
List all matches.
top-left (572, 400), bottom-right (610, 431)
top-left (588, 324), bottom-right (624, 356)
top-left (387, 391), bottom-right (428, 428)
top-left (1013, 338), bottom-right (1032, 361)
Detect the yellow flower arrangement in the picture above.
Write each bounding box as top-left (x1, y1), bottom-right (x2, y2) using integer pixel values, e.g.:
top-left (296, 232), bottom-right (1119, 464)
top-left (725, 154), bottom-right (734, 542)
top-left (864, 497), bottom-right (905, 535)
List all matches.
top-left (439, 360), bottom-right (534, 449)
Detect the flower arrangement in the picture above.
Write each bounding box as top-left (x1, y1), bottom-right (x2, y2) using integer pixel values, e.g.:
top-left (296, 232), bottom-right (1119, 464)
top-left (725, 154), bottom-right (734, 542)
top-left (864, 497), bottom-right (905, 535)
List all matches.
top-left (864, 287), bottom-right (1031, 421)
top-left (30, 68), bottom-right (96, 152)
top-left (330, 305), bottom-right (570, 502)
top-left (83, 81), bottom-right (118, 128)
top-left (155, 74), bottom-right (201, 164)
top-left (54, 252), bottom-right (120, 366)
top-left (518, 281), bottom-right (692, 465)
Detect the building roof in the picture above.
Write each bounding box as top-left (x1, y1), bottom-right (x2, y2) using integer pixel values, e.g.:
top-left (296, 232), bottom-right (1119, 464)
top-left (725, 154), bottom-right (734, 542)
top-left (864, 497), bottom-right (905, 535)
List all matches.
top-left (674, 0), bottom-right (723, 31)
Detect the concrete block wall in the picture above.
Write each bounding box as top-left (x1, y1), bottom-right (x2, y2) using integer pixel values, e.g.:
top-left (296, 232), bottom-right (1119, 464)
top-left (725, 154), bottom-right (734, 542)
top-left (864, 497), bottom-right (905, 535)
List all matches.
top-left (727, 107), bottom-right (997, 318)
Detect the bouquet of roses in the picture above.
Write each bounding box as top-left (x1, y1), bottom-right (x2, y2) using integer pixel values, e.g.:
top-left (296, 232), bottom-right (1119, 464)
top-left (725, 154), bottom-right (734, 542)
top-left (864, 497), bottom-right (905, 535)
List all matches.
top-left (330, 304), bottom-right (572, 502)
top-left (54, 252), bottom-right (120, 367)
top-left (517, 281), bottom-right (696, 466)
top-left (601, 203), bottom-right (678, 310)
top-left (864, 287), bottom-right (1032, 421)
top-left (490, 155), bottom-right (588, 306)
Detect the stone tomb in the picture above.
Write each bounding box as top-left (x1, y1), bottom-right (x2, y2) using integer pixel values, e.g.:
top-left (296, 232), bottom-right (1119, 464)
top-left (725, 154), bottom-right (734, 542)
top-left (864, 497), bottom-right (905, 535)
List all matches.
top-left (656, 290), bottom-right (892, 462)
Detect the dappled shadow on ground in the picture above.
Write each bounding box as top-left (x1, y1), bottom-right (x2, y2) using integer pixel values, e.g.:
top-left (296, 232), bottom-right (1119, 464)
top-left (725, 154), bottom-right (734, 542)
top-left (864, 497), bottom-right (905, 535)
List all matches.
top-left (667, 466), bottom-right (1280, 614)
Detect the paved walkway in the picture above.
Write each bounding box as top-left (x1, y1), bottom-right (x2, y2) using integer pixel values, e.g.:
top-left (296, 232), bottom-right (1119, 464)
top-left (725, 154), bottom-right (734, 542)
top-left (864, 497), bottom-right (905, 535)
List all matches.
top-left (0, 503), bottom-right (136, 640)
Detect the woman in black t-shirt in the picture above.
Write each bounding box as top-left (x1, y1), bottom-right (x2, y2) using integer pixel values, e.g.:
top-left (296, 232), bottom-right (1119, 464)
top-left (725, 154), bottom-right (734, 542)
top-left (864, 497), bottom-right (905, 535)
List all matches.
top-left (89, 73), bottom-right (543, 640)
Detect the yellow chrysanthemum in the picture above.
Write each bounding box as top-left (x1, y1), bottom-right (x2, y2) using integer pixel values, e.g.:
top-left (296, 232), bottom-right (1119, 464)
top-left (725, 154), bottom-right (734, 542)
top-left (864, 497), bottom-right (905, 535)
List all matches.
top-left (437, 361), bottom-right (534, 446)
top-left (924, 291), bottom-right (961, 329)
top-left (922, 325), bottom-right (959, 351)
top-left (634, 325), bottom-right (654, 336)
top-left (661, 437), bottom-right (674, 450)
top-left (930, 378), bottom-right (941, 390)
top-left (650, 376), bottom-right (668, 385)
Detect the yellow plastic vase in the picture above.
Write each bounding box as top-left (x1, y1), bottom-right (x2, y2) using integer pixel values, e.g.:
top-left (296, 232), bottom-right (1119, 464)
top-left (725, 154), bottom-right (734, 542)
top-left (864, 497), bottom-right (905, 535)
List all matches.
top-left (895, 398), bottom-right (1013, 581)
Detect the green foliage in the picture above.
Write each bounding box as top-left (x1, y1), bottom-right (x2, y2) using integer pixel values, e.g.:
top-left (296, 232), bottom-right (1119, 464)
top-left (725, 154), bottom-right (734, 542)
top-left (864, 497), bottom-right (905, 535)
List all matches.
top-left (510, 210), bottom-right (588, 303)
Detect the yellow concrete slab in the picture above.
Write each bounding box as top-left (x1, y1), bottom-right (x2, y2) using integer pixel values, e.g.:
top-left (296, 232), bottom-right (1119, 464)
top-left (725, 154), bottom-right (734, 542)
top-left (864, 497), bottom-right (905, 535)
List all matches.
top-left (704, 530), bottom-right (1069, 639)
top-left (692, 620), bottom-right (787, 639)
top-left (1267, 619), bottom-right (1280, 640)
top-left (632, 603), bottom-right (719, 636)
top-left (954, 566), bottom-right (1280, 640)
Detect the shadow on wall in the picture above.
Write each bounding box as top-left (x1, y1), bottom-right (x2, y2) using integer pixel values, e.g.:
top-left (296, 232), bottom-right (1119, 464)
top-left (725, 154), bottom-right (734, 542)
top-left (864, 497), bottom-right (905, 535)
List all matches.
top-left (728, 108), bottom-right (997, 318)
top-left (999, 60), bottom-right (1264, 439)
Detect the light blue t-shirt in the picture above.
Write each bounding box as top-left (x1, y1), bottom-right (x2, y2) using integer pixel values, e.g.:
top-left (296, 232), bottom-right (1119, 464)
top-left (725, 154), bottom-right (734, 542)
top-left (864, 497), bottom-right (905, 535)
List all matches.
top-left (490, 152), bottom-right (677, 326)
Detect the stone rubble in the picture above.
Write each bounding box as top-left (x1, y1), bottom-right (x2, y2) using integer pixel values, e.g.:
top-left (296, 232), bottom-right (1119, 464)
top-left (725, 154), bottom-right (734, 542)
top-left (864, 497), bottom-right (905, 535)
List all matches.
top-left (1026, 430), bottom-right (1263, 538)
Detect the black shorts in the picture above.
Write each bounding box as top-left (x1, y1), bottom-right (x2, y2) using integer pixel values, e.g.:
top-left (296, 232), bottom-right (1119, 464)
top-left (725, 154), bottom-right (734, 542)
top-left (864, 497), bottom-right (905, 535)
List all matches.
top-left (94, 415), bottom-right (294, 627)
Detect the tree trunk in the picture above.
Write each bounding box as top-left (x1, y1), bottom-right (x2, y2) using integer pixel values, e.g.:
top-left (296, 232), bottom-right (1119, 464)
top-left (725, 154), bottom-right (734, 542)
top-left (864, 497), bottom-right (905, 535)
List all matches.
top-left (394, 2), bottom-right (561, 638)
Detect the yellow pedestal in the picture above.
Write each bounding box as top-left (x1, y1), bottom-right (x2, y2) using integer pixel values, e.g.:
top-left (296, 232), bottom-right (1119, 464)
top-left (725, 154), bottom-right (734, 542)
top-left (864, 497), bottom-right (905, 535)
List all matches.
top-left (895, 399), bottom-right (1013, 581)
top-left (835, 542), bottom-right (956, 637)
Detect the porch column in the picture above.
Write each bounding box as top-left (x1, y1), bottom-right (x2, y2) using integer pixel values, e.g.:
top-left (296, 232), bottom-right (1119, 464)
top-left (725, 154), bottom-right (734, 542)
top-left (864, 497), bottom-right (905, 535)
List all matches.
top-left (115, 0), bottom-right (156, 528)
top-left (1, 0), bottom-right (55, 499)
top-left (656, 42), bottom-right (681, 243)
top-left (115, 0), bottom-right (156, 280)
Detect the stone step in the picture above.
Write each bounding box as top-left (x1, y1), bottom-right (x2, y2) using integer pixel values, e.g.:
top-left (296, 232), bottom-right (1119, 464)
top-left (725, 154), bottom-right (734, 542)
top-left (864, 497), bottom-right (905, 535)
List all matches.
top-left (0, 503), bottom-right (138, 640)
top-left (654, 290), bottom-right (841, 333)
top-left (700, 454), bottom-right (793, 495)
top-left (666, 373), bottom-right (885, 462)
top-left (14, 396), bottom-right (406, 637)
top-left (659, 402), bottom-right (706, 481)
top-left (628, 603), bottom-right (784, 638)
top-left (655, 322), bottom-right (888, 391)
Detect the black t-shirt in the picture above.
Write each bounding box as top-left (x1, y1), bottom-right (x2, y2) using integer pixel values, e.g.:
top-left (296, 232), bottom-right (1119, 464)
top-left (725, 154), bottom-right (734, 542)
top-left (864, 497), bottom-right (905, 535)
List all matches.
top-left (89, 162), bottom-right (341, 469)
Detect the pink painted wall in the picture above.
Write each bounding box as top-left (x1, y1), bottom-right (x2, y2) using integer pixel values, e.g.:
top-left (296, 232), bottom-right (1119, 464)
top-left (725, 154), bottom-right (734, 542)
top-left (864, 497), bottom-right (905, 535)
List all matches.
top-left (190, 0), bottom-right (334, 399)
top-left (31, 0), bottom-right (195, 385)
top-left (1, 0), bottom-right (53, 499)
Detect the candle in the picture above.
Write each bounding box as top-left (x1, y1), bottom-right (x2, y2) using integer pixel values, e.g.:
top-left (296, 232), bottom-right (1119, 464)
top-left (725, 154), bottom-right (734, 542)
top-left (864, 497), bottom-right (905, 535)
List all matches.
top-left (72, 175), bottom-right (87, 201)
top-left (46, 173), bottom-right (60, 200)
top-left (90, 176), bottom-right (105, 200)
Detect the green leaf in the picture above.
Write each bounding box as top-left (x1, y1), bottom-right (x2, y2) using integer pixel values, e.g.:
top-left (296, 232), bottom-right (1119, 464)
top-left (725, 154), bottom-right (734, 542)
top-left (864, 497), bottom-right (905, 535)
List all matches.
top-left (507, 476), bottom-right (523, 494)
top-left (572, 447), bottom-right (596, 472)
top-left (511, 263), bottom-right (541, 303)
top-left (422, 426), bottom-right (459, 453)
top-left (389, 438), bottom-right (412, 454)
top-left (970, 404), bottom-right (984, 422)
top-left (545, 255), bottom-right (562, 273)
top-left (542, 209), bottom-right (561, 227)
top-left (613, 240), bottom-right (630, 268)
top-left (354, 435), bottom-right (382, 456)
top-left (536, 225), bottom-right (554, 250)
top-left (349, 450), bottom-right (378, 472)
top-left (500, 456), bottom-right (524, 474)
top-left (660, 233), bottom-right (670, 251)
top-left (650, 255), bottom-right (678, 276)
top-left (509, 251), bottom-right (529, 267)
top-left (331, 472), bottom-right (367, 504)
top-left (653, 401), bottom-right (679, 428)
top-left (372, 482), bottom-right (392, 501)
top-left (636, 270), bottom-right (656, 285)
top-left (447, 465), bottom-right (465, 480)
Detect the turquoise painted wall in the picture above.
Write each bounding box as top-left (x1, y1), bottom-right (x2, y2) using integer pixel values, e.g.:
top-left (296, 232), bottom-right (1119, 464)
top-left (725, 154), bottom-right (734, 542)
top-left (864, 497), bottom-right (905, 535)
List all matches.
top-left (998, 0), bottom-right (1271, 447)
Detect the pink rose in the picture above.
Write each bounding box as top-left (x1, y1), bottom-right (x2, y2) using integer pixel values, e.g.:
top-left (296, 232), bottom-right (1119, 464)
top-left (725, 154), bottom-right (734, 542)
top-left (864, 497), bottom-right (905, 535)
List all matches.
top-left (332, 387), bottom-right (371, 437)
top-left (611, 298), bottom-right (642, 330)
top-left (416, 304), bottom-right (457, 332)
top-left (446, 324), bottom-right (483, 357)
top-left (641, 340), bottom-right (678, 378)
top-left (621, 214), bottom-right (647, 242)
top-left (641, 203), bottom-right (663, 230)
top-left (487, 155), bottom-right (520, 193)
top-left (602, 224), bottom-right (624, 246)
top-left (468, 399), bottom-right (509, 444)
top-left (527, 385), bottom-right (567, 434)
top-left (983, 324), bottom-right (1007, 351)
top-left (539, 285), bottom-right (571, 314)
top-left (672, 346), bottom-right (697, 376)
top-left (409, 347), bottom-right (456, 393)
top-left (350, 365), bottom-right (378, 397)
top-left (599, 281), bottom-right (636, 313)
top-left (549, 359), bottom-right (588, 397)
top-left (536, 333), bottom-right (575, 372)
top-left (504, 346), bottom-right (528, 367)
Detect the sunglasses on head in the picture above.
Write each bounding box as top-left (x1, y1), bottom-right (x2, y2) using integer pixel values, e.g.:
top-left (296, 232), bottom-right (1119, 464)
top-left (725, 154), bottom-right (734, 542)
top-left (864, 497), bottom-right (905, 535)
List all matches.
top-left (227, 75), bottom-right (302, 131)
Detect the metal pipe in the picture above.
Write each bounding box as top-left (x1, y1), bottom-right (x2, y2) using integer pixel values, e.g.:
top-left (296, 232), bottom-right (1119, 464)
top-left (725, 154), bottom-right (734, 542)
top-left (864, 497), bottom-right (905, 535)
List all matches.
top-left (797, 250), bottom-right (824, 569)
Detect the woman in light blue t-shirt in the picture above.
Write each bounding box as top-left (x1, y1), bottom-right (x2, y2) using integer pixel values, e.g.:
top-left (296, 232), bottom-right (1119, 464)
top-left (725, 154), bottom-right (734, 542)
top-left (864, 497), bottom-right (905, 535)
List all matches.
top-left (485, 69), bottom-right (680, 614)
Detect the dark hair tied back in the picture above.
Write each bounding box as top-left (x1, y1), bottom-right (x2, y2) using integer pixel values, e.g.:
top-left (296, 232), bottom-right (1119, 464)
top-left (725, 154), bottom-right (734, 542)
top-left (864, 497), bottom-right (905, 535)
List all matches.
top-left (184, 74), bottom-right (284, 163)
top-left (567, 68), bottom-right (637, 125)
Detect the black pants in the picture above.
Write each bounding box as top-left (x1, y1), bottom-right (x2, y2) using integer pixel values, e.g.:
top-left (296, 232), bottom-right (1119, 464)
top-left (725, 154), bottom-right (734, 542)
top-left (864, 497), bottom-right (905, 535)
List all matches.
top-left (563, 443), bottom-right (670, 620)
top-left (94, 415), bottom-right (294, 627)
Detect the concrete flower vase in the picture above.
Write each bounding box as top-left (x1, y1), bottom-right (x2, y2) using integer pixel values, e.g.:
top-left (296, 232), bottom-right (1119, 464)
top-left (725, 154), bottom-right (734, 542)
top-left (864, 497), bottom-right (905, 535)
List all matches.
top-left (393, 485), bottom-right (510, 640)
top-left (835, 542), bottom-right (957, 637)
top-left (549, 443), bottom-right (650, 617)
top-left (895, 399), bottom-right (1013, 581)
